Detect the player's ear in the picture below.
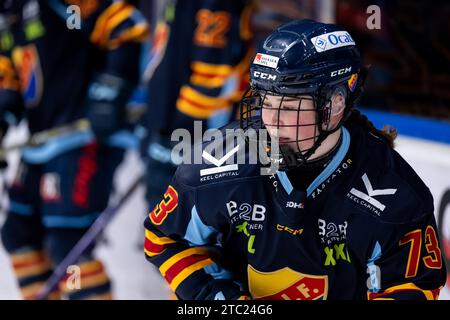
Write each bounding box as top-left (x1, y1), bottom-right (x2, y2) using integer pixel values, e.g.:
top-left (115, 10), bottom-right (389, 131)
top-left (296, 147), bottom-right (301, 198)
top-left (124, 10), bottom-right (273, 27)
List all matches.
top-left (322, 86), bottom-right (347, 131)
top-left (330, 89), bottom-right (346, 117)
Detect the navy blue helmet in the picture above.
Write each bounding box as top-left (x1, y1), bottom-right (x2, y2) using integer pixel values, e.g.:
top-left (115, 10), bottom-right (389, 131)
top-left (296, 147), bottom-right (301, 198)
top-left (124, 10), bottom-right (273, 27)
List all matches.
top-left (240, 19), bottom-right (365, 170)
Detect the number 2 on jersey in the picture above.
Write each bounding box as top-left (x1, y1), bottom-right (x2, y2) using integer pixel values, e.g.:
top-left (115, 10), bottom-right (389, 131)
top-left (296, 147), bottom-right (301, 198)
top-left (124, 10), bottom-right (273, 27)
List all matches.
top-left (194, 9), bottom-right (231, 48)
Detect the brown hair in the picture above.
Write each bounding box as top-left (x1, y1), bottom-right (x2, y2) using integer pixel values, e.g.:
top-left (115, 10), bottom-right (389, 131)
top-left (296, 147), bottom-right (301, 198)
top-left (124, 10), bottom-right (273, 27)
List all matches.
top-left (346, 109), bottom-right (397, 148)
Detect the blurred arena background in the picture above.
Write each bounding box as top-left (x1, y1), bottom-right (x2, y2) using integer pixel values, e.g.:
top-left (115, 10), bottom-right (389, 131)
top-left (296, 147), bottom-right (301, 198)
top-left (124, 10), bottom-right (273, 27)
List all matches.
top-left (0, 0), bottom-right (449, 299)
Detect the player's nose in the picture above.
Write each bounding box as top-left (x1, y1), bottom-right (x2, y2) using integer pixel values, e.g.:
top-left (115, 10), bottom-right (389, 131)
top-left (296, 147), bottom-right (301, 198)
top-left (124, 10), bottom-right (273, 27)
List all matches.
top-left (266, 108), bottom-right (283, 126)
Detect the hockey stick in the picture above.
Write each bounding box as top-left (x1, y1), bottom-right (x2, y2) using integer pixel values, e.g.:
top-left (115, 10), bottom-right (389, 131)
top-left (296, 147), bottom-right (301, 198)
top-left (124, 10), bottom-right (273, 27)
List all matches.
top-left (0, 105), bottom-right (147, 159)
top-left (0, 119), bottom-right (91, 159)
top-left (35, 174), bottom-right (144, 300)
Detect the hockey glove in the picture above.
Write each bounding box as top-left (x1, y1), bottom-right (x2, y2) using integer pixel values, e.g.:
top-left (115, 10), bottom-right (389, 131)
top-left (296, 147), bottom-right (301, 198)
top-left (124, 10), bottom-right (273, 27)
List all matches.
top-left (195, 279), bottom-right (251, 300)
top-left (86, 73), bottom-right (133, 139)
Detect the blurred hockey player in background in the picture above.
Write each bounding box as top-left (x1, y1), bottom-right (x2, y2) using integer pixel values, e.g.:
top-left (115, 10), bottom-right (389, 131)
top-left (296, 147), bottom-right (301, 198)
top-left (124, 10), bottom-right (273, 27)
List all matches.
top-left (0, 0), bottom-right (148, 299)
top-left (139, 0), bottom-right (254, 217)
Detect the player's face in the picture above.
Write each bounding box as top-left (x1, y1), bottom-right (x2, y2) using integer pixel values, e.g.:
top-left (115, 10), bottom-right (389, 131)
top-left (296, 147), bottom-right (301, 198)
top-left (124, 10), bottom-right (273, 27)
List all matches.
top-left (261, 94), bottom-right (318, 153)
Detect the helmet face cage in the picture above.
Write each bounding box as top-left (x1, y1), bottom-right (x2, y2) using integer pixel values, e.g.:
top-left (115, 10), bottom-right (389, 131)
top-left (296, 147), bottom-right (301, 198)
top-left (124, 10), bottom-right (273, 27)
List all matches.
top-left (240, 86), bottom-right (339, 171)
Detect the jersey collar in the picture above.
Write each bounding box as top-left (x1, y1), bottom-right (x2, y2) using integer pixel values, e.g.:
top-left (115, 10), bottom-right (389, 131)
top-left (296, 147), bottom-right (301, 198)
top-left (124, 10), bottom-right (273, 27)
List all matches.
top-left (276, 127), bottom-right (351, 197)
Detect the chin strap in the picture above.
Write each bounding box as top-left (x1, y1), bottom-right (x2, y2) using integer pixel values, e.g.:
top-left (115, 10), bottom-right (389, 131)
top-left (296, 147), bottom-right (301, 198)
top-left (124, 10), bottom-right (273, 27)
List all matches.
top-left (280, 127), bottom-right (343, 171)
top-left (302, 130), bottom-right (343, 168)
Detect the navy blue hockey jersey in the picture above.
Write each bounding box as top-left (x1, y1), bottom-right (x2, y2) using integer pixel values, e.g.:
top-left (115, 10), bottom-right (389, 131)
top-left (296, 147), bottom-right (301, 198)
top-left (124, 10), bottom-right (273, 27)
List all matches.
top-left (0, 0), bottom-right (149, 134)
top-left (144, 0), bottom-right (254, 136)
top-left (143, 119), bottom-right (447, 300)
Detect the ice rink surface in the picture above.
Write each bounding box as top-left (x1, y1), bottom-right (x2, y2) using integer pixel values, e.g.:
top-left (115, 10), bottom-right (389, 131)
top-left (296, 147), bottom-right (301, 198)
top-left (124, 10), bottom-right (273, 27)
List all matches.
top-left (0, 125), bottom-right (448, 300)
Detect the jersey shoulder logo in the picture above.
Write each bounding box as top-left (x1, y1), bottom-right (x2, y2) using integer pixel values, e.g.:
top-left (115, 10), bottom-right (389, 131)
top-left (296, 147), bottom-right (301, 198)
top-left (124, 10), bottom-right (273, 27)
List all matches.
top-left (12, 44), bottom-right (43, 108)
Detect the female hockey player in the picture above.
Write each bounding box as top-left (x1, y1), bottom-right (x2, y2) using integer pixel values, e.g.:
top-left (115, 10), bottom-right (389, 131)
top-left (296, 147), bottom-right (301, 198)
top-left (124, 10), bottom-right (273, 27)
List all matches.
top-left (143, 20), bottom-right (446, 300)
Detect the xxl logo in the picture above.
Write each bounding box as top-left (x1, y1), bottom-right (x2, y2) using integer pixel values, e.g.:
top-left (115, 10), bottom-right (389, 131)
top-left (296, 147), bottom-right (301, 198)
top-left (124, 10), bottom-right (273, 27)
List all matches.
top-left (323, 242), bottom-right (351, 266)
top-left (248, 265), bottom-right (328, 300)
top-left (349, 173), bottom-right (397, 212)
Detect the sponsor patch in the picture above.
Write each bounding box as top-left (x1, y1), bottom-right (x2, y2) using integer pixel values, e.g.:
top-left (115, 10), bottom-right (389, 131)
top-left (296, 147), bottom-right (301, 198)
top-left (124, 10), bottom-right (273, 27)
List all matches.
top-left (347, 173), bottom-right (397, 215)
top-left (311, 31), bottom-right (355, 53)
top-left (253, 53), bottom-right (280, 69)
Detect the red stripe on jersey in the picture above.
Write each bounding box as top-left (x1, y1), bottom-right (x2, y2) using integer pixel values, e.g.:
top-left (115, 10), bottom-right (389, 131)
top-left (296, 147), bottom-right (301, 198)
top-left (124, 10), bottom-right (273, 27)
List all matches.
top-left (164, 254), bottom-right (210, 284)
top-left (144, 236), bottom-right (166, 255)
top-left (13, 256), bottom-right (47, 269)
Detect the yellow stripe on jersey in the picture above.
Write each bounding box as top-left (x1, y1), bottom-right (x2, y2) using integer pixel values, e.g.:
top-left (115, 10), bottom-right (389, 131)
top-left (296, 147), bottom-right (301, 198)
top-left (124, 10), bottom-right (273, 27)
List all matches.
top-left (0, 56), bottom-right (20, 91)
top-left (367, 282), bottom-right (438, 300)
top-left (85, 292), bottom-right (113, 300)
top-left (190, 61), bottom-right (233, 89)
top-left (176, 85), bottom-right (232, 118)
top-left (90, 2), bottom-right (148, 49)
top-left (190, 73), bottom-right (228, 89)
top-left (145, 229), bottom-right (176, 246)
top-left (177, 98), bottom-right (230, 119)
top-left (191, 62), bottom-right (233, 77)
top-left (169, 258), bottom-right (214, 291)
top-left (144, 229), bottom-right (177, 257)
top-left (11, 249), bottom-right (45, 265)
top-left (14, 260), bottom-right (51, 278)
top-left (107, 23), bottom-right (149, 50)
top-left (76, 260), bottom-right (104, 275)
top-left (159, 247), bottom-right (211, 275)
top-left (90, 2), bottom-right (126, 46)
top-left (21, 281), bottom-right (46, 300)
top-left (64, 0), bottom-right (100, 19)
top-left (239, 2), bottom-right (254, 41)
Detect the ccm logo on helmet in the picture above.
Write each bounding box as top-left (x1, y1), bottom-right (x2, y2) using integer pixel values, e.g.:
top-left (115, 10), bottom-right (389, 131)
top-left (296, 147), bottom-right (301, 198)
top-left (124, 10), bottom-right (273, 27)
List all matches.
top-left (311, 31), bottom-right (355, 53)
top-left (330, 67), bottom-right (352, 77)
top-left (253, 71), bottom-right (277, 81)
